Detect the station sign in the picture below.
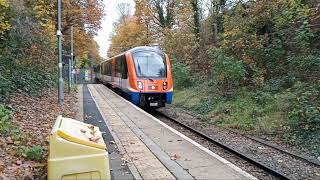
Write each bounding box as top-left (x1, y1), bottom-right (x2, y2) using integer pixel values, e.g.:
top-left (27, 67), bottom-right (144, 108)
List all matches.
top-left (85, 70), bottom-right (91, 81)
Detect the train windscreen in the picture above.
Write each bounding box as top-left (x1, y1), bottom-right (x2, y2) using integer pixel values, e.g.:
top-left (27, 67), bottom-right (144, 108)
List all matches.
top-left (133, 51), bottom-right (167, 78)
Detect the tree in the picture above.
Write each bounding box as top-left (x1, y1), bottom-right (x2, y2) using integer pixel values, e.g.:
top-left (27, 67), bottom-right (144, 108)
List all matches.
top-left (117, 3), bottom-right (131, 23)
top-left (108, 16), bottom-right (148, 56)
top-left (151, 0), bottom-right (175, 28)
top-left (23, 0), bottom-right (104, 65)
top-left (0, 0), bottom-right (104, 100)
top-left (0, 0), bottom-right (11, 40)
top-left (61, 0), bottom-right (104, 35)
top-left (134, 0), bottom-right (154, 44)
top-left (190, 0), bottom-right (200, 42)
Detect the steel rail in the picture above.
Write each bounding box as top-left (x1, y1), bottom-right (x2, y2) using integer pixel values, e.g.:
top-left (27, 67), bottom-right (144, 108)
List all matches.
top-left (226, 128), bottom-right (320, 167)
top-left (153, 110), bottom-right (292, 180)
top-left (164, 109), bottom-right (320, 166)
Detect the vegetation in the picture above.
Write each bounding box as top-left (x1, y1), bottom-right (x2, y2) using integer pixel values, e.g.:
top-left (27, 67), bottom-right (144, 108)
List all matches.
top-left (109, 0), bottom-right (319, 155)
top-left (0, 0), bottom-right (103, 101)
top-left (0, 105), bottom-right (17, 136)
top-left (0, 2), bottom-right (104, 176)
top-left (21, 145), bottom-right (44, 162)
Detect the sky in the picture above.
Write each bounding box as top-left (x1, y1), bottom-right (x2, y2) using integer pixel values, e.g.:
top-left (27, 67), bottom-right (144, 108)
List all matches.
top-left (94, 0), bottom-right (135, 59)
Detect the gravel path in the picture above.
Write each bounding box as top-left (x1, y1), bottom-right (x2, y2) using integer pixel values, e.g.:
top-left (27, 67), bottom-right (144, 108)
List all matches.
top-left (157, 106), bottom-right (320, 180)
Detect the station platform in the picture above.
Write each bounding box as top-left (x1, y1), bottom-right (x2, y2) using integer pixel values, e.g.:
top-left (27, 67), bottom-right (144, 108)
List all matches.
top-left (82, 84), bottom-right (257, 180)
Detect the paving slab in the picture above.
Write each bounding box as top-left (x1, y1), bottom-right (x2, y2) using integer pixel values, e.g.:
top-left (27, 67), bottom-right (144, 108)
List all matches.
top-left (82, 85), bottom-right (134, 180)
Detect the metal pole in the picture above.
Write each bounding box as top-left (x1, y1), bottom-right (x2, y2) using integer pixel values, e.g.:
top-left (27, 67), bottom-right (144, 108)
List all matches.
top-left (68, 58), bottom-right (71, 94)
top-left (71, 26), bottom-right (74, 85)
top-left (68, 27), bottom-right (73, 94)
top-left (75, 59), bottom-right (77, 84)
top-left (57, 0), bottom-right (64, 103)
top-left (71, 27), bottom-right (73, 84)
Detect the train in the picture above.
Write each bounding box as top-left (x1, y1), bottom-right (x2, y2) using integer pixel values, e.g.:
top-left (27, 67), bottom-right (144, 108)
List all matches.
top-left (95, 46), bottom-right (173, 108)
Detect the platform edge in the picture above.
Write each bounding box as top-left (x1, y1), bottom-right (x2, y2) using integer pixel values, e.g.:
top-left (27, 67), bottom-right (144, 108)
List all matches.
top-left (87, 85), bottom-right (143, 180)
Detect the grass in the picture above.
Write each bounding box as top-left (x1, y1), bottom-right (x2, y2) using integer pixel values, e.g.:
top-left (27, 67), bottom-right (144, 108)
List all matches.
top-left (0, 105), bottom-right (20, 138)
top-left (22, 145), bottom-right (44, 161)
top-left (71, 84), bottom-right (79, 93)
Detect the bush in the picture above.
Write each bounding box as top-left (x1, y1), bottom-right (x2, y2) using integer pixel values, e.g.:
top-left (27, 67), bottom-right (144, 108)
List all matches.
top-left (0, 105), bottom-right (21, 140)
top-left (262, 75), bottom-right (297, 93)
top-left (0, 2), bottom-right (57, 102)
top-left (286, 55), bottom-right (320, 81)
top-left (171, 61), bottom-right (193, 89)
top-left (0, 55), bottom-right (57, 102)
top-left (287, 82), bottom-right (320, 128)
top-left (22, 145), bottom-right (43, 162)
top-left (208, 49), bottom-right (246, 87)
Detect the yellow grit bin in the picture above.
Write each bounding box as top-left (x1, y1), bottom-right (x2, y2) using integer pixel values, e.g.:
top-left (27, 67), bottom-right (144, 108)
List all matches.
top-left (48, 116), bottom-right (110, 180)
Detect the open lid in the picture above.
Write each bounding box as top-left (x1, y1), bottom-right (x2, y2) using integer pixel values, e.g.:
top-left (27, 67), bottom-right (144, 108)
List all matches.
top-left (52, 116), bottom-right (106, 150)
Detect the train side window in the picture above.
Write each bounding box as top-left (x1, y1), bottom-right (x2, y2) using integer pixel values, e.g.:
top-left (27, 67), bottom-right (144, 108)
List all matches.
top-left (98, 65), bottom-right (101, 73)
top-left (106, 62), bottom-right (108, 76)
top-left (110, 62), bottom-right (112, 76)
top-left (115, 57), bottom-right (121, 77)
top-left (107, 63), bottom-right (109, 75)
top-left (109, 61), bottom-right (112, 76)
top-left (121, 55), bottom-right (128, 79)
top-left (107, 61), bottom-right (111, 76)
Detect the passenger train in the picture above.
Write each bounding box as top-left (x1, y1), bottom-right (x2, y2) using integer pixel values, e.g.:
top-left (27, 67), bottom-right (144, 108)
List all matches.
top-left (95, 46), bottom-right (173, 108)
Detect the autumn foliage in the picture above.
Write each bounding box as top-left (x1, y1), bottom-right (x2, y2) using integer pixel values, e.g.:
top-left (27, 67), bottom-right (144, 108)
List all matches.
top-left (0, 0), bottom-right (104, 178)
top-left (109, 0), bottom-right (320, 155)
top-left (109, 16), bottom-right (149, 56)
top-left (0, 0), bottom-right (104, 100)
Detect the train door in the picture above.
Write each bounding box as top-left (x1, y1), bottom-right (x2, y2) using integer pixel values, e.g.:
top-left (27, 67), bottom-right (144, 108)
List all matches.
top-left (119, 55), bottom-right (128, 90)
top-left (115, 58), bottom-right (121, 88)
top-left (119, 59), bottom-right (122, 89)
top-left (111, 59), bottom-right (116, 87)
top-left (121, 56), bottom-right (128, 91)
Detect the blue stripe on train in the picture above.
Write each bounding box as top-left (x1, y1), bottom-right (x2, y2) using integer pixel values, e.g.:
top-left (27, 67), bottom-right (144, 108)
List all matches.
top-left (128, 92), bottom-right (174, 105)
top-left (129, 92), bottom-right (140, 105)
top-left (166, 92), bottom-right (173, 104)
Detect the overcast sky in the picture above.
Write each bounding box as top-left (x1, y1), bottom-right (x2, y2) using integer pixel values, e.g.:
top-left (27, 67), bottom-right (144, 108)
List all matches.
top-left (94, 0), bottom-right (135, 58)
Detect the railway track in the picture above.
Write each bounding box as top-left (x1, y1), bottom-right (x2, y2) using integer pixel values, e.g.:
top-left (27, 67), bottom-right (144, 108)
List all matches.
top-left (226, 128), bottom-right (320, 167)
top-left (174, 108), bottom-right (320, 167)
top-left (151, 110), bottom-right (294, 180)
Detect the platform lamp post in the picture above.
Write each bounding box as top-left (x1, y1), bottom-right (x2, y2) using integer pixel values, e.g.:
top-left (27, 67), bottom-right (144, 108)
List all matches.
top-left (57, 0), bottom-right (64, 104)
top-left (68, 26), bottom-right (74, 94)
top-left (71, 26), bottom-right (74, 85)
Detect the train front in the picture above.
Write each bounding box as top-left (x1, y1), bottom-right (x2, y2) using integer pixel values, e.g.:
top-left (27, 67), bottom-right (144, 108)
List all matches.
top-left (127, 47), bottom-right (173, 108)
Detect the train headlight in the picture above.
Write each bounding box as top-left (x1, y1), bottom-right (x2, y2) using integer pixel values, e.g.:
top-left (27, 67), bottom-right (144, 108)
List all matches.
top-left (137, 81), bottom-right (143, 90)
top-left (163, 82), bottom-right (168, 90)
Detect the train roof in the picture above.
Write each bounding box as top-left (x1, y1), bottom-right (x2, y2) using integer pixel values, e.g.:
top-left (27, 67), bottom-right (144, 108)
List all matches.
top-left (101, 46), bottom-right (165, 64)
top-left (129, 46), bottom-right (164, 54)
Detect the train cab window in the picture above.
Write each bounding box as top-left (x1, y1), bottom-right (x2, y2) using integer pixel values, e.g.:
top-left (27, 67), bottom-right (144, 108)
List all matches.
top-left (133, 51), bottom-right (167, 78)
